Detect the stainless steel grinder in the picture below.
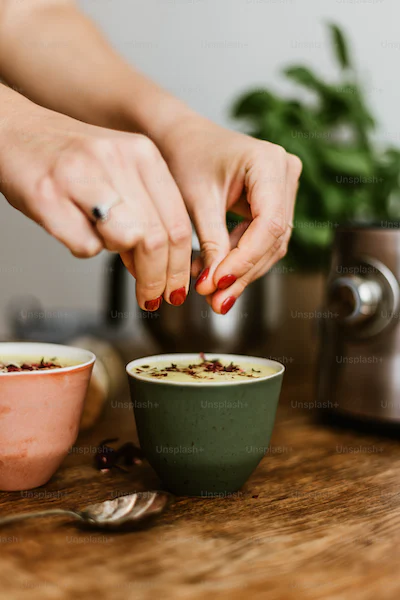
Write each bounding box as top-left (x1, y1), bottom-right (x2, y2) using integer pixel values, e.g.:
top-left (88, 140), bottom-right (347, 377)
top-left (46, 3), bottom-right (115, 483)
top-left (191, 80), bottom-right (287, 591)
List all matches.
top-left (317, 225), bottom-right (400, 423)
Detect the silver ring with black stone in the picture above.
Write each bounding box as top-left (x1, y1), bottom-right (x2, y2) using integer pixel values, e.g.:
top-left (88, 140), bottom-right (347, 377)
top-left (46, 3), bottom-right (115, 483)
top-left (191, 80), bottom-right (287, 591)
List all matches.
top-left (91, 205), bottom-right (111, 224)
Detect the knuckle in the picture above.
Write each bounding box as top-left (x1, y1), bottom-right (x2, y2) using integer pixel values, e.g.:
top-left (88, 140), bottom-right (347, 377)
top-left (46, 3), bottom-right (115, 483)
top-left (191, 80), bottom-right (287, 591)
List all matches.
top-left (143, 230), bottom-right (168, 253)
top-left (105, 229), bottom-right (141, 252)
top-left (70, 239), bottom-right (102, 259)
top-left (168, 222), bottom-right (192, 247)
top-left (238, 272), bottom-right (252, 288)
top-left (168, 269), bottom-right (190, 284)
top-left (140, 279), bottom-right (166, 294)
top-left (55, 152), bottom-right (86, 182)
top-left (277, 242), bottom-right (288, 261)
top-left (272, 144), bottom-right (287, 165)
top-left (287, 153), bottom-right (303, 179)
top-left (34, 176), bottom-right (56, 211)
top-left (83, 137), bottom-right (115, 160)
top-left (238, 256), bottom-right (258, 272)
top-left (271, 238), bottom-right (283, 255)
top-left (201, 239), bottom-right (224, 258)
top-left (267, 216), bottom-right (286, 241)
top-left (134, 135), bottom-right (160, 162)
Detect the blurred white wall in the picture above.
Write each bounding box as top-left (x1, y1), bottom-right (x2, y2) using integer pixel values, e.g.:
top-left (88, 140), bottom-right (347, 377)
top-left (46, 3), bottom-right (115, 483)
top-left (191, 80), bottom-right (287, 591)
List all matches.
top-left (0, 0), bottom-right (398, 335)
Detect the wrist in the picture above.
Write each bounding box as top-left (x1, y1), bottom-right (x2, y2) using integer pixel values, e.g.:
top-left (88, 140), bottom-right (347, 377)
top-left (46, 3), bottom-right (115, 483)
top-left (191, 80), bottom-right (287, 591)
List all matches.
top-left (0, 84), bottom-right (28, 146)
top-left (0, 85), bottom-right (46, 190)
top-left (116, 71), bottom-right (201, 148)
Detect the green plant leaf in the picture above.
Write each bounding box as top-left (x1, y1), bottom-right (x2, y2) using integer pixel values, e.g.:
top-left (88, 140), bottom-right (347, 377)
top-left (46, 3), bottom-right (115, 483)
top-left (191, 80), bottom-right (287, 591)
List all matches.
top-left (232, 89), bottom-right (281, 120)
top-left (231, 23), bottom-right (399, 271)
top-left (328, 23), bottom-right (351, 70)
top-left (284, 66), bottom-right (327, 94)
top-left (292, 221), bottom-right (333, 247)
top-left (320, 186), bottom-right (348, 218)
top-left (322, 146), bottom-right (373, 177)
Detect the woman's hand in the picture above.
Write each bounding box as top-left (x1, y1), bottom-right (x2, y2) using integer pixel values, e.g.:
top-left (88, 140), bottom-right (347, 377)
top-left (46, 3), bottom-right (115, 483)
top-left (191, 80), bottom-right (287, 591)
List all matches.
top-left (0, 0), bottom-right (302, 315)
top-left (0, 91), bottom-right (192, 310)
top-left (158, 115), bottom-right (302, 314)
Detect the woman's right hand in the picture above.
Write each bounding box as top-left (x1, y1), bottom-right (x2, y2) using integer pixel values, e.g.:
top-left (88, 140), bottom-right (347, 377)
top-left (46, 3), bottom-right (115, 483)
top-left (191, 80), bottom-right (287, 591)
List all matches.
top-left (0, 95), bottom-right (192, 310)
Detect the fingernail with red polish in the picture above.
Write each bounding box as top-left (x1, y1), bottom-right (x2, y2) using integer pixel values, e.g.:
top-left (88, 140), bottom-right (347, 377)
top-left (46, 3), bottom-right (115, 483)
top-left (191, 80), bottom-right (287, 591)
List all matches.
top-left (195, 267), bottom-right (210, 289)
top-left (170, 287), bottom-right (187, 306)
top-left (217, 274), bottom-right (237, 290)
top-left (145, 296), bottom-right (163, 311)
top-left (221, 296), bottom-right (237, 315)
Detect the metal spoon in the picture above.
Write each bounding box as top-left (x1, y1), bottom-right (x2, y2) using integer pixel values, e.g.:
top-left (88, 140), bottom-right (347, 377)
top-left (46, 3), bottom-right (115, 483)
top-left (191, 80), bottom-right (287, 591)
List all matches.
top-left (0, 491), bottom-right (173, 530)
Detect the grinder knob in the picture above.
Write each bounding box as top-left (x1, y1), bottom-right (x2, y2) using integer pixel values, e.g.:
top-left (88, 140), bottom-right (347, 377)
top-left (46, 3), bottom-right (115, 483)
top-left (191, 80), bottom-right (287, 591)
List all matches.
top-left (328, 275), bottom-right (382, 325)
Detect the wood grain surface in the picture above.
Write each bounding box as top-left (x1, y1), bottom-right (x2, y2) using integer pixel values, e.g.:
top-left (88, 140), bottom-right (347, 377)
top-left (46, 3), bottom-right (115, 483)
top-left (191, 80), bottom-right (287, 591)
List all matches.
top-left (0, 364), bottom-right (399, 600)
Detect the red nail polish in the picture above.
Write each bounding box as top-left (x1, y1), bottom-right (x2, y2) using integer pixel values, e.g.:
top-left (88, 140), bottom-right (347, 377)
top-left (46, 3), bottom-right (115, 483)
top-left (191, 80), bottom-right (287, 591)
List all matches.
top-left (145, 296), bottom-right (163, 311)
top-left (221, 296), bottom-right (237, 315)
top-left (170, 287), bottom-right (187, 306)
top-left (195, 267), bottom-right (210, 289)
top-left (217, 274), bottom-right (237, 290)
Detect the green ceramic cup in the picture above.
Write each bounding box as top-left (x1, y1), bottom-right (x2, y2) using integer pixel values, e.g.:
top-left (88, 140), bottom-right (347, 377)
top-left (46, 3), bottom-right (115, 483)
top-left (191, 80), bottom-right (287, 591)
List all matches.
top-left (126, 354), bottom-right (284, 497)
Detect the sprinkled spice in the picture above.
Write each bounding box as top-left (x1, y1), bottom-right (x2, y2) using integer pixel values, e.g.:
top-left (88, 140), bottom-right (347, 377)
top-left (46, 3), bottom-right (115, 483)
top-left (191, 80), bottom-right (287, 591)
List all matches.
top-left (0, 358), bottom-right (62, 373)
top-left (134, 354), bottom-right (265, 381)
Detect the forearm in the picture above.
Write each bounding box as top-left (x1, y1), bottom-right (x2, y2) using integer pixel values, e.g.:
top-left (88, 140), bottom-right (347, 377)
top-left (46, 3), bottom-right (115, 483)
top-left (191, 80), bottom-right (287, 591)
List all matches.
top-left (0, 83), bottom-right (37, 154)
top-left (0, 0), bottom-right (194, 140)
top-left (0, 83), bottom-right (40, 198)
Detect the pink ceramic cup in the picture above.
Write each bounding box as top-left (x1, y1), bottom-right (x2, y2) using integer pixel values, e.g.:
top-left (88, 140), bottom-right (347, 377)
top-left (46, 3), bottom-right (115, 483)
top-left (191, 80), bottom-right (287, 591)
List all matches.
top-left (0, 342), bottom-right (95, 491)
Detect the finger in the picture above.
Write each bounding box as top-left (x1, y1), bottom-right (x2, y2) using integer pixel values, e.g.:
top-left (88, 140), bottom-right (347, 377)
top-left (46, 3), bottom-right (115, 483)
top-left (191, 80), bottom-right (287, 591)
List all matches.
top-left (209, 154), bottom-right (302, 313)
top-left (190, 221), bottom-right (250, 282)
top-left (213, 150), bottom-right (289, 289)
top-left (190, 192), bottom-right (231, 296)
top-left (138, 155), bottom-right (192, 306)
top-left (54, 147), bottom-right (146, 253)
top-left (191, 256), bottom-right (203, 279)
top-left (67, 178), bottom-right (144, 253)
top-left (213, 221), bottom-right (251, 289)
top-left (133, 219), bottom-right (168, 310)
top-left (228, 193), bottom-right (252, 220)
top-left (120, 250), bottom-right (136, 279)
top-left (32, 176), bottom-right (103, 258)
top-left (64, 154), bottom-right (169, 309)
top-left (262, 153), bottom-right (301, 268)
top-left (285, 153), bottom-right (302, 229)
top-left (89, 139), bottom-right (169, 309)
top-left (229, 220), bottom-right (251, 247)
top-left (208, 260), bottom-right (264, 315)
top-left (210, 231), bottom-right (286, 315)
top-left (124, 192), bottom-right (168, 312)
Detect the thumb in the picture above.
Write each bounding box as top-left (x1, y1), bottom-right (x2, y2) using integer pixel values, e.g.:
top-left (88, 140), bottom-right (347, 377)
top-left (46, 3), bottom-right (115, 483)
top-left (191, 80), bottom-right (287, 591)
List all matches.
top-left (192, 205), bottom-right (231, 295)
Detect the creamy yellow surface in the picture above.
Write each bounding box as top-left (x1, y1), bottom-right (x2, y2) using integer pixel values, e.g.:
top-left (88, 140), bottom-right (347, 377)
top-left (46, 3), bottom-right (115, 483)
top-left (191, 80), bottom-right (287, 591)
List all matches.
top-left (132, 360), bottom-right (278, 383)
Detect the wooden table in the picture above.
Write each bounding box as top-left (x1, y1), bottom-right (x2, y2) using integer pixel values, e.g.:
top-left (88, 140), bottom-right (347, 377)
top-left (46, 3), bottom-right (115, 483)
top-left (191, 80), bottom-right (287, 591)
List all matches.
top-left (1, 366), bottom-right (400, 600)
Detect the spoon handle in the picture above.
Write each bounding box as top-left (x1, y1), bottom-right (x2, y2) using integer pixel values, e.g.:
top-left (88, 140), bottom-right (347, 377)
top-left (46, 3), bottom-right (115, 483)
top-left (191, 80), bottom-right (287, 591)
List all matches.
top-left (0, 509), bottom-right (82, 526)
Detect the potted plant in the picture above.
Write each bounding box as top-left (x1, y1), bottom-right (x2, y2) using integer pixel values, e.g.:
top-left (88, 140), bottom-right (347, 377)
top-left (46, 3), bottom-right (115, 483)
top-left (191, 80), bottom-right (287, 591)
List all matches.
top-left (231, 23), bottom-right (400, 366)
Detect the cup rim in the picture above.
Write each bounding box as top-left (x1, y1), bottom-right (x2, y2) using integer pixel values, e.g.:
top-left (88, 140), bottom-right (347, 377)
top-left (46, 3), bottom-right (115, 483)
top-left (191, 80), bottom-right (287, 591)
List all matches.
top-left (0, 342), bottom-right (95, 376)
top-left (126, 353), bottom-right (285, 387)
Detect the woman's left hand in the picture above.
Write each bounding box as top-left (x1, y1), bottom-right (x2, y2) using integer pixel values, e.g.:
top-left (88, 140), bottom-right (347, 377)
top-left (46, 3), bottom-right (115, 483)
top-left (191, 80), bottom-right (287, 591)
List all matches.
top-left (159, 115), bottom-right (302, 314)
